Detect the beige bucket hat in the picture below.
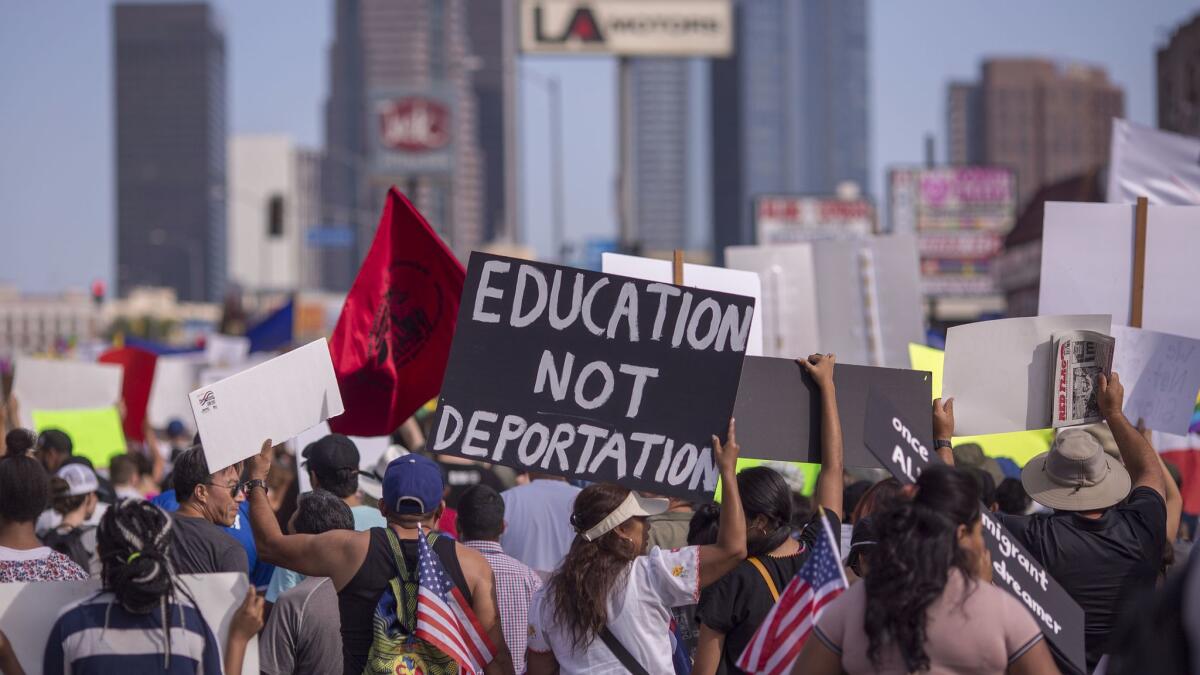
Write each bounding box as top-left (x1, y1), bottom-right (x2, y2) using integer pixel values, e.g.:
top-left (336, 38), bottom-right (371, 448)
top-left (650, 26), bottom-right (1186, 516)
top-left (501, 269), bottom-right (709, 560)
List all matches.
top-left (1021, 428), bottom-right (1132, 511)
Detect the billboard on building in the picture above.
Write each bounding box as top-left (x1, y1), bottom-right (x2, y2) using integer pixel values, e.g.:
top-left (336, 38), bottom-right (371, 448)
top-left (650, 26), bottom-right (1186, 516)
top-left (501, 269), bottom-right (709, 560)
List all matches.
top-left (520, 0), bottom-right (733, 56)
top-left (888, 167), bottom-right (1016, 297)
top-left (754, 195), bottom-right (875, 245)
top-left (368, 88), bottom-right (456, 175)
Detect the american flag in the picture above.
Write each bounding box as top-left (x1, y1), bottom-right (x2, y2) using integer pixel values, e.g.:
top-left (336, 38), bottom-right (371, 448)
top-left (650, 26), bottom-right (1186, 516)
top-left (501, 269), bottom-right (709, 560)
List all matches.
top-left (415, 526), bottom-right (496, 674)
top-left (736, 511), bottom-right (848, 675)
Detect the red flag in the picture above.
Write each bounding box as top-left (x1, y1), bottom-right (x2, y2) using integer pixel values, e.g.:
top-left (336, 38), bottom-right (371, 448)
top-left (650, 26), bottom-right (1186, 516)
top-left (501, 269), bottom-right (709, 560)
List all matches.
top-left (328, 188), bottom-right (465, 436)
top-left (98, 347), bottom-right (158, 441)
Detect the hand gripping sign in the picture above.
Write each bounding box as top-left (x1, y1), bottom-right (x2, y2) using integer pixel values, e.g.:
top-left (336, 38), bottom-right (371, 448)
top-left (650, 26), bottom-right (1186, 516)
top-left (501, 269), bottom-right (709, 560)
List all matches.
top-left (864, 389), bottom-right (1086, 674)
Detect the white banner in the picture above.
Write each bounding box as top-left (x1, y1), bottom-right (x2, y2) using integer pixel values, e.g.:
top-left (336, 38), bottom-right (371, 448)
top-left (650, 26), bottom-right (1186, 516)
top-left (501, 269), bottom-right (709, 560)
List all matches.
top-left (521, 0), bottom-right (732, 56)
top-left (1107, 118), bottom-right (1200, 205)
top-left (12, 357), bottom-right (124, 427)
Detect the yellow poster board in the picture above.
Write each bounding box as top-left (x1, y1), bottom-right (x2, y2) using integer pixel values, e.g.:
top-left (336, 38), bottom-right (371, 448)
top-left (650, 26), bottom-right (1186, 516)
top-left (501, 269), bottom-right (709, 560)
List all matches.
top-left (909, 343), bottom-right (1051, 465)
top-left (31, 407), bottom-right (127, 469)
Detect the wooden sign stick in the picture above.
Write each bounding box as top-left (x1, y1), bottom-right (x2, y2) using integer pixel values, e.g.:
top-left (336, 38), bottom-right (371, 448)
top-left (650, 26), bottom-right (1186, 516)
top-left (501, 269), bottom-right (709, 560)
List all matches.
top-left (1130, 196), bottom-right (1148, 329)
top-left (672, 249), bottom-right (684, 285)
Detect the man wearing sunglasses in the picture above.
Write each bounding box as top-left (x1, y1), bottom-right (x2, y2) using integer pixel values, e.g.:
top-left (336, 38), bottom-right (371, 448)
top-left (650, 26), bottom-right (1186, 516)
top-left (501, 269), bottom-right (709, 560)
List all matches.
top-left (167, 445), bottom-right (250, 575)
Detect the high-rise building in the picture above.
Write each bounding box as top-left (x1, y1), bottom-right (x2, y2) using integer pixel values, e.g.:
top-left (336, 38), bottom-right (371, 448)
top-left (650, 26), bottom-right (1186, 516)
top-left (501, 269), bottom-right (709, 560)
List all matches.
top-left (711, 0), bottom-right (869, 262)
top-left (466, 0), bottom-right (509, 242)
top-left (114, 3), bottom-right (227, 302)
top-left (946, 59), bottom-right (1124, 206)
top-left (322, 0), bottom-right (486, 288)
top-left (1158, 13), bottom-right (1200, 137)
top-left (630, 59), bottom-right (696, 254)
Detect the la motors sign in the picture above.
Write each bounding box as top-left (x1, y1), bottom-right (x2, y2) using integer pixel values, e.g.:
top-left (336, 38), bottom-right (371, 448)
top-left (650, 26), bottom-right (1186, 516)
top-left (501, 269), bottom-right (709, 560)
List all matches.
top-left (521, 0), bottom-right (732, 56)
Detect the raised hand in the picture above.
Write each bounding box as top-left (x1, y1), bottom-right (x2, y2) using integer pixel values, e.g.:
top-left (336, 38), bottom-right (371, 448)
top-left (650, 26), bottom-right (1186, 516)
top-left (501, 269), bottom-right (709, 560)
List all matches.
top-left (1098, 372), bottom-right (1124, 421)
top-left (933, 397), bottom-right (955, 440)
top-left (712, 417), bottom-right (740, 476)
top-left (798, 353), bottom-right (836, 390)
top-left (249, 438), bottom-right (274, 481)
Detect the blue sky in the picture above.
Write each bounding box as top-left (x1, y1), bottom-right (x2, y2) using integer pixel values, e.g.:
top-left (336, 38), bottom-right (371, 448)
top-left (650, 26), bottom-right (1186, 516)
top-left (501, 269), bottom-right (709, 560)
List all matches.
top-left (1, 0), bottom-right (1196, 293)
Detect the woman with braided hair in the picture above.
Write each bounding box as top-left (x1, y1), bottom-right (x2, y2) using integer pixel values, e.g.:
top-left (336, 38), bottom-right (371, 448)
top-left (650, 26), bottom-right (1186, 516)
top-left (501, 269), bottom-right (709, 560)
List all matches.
top-left (43, 499), bottom-right (264, 674)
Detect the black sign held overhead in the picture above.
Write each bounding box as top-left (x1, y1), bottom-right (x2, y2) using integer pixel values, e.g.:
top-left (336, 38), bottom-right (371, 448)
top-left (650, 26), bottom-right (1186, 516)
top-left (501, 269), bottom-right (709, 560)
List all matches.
top-left (431, 253), bottom-right (755, 501)
top-left (863, 388), bottom-right (1087, 675)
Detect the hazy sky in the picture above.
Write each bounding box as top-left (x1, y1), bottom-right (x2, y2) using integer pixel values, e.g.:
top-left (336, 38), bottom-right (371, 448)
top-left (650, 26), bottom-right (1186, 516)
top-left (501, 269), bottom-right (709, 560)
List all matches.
top-left (1, 0), bottom-right (1196, 293)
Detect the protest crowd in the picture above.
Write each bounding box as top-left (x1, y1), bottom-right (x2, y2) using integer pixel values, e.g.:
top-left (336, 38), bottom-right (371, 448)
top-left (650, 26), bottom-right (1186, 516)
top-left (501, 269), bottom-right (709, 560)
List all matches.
top-left (0, 191), bottom-right (1197, 675)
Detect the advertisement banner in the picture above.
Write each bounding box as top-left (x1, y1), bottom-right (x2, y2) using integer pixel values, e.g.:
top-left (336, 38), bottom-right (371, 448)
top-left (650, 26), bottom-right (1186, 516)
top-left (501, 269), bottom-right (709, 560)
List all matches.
top-left (754, 195), bottom-right (875, 245)
top-left (368, 87), bottom-right (456, 175)
top-left (889, 167), bottom-right (1016, 233)
top-left (520, 0), bottom-right (733, 56)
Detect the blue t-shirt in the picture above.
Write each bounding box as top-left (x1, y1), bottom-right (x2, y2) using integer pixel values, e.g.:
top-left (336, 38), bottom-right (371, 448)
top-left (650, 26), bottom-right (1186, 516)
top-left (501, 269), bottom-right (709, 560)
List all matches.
top-left (151, 490), bottom-right (275, 588)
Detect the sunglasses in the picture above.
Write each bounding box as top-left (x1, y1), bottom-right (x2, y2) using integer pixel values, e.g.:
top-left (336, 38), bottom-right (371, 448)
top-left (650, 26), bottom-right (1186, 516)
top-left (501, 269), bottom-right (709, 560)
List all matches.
top-left (204, 481), bottom-right (245, 498)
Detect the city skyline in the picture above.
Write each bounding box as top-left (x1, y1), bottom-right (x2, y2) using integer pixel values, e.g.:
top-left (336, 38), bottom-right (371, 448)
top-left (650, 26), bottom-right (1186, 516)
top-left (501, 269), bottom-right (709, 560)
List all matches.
top-left (1, 0), bottom-right (1197, 294)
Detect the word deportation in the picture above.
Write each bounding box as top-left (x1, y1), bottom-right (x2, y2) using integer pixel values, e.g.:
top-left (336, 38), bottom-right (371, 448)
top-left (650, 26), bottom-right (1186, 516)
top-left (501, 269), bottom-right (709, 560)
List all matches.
top-left (472, 260), bottom-right (753, 353)
top-left (433, 405), bottom-right (720, 492)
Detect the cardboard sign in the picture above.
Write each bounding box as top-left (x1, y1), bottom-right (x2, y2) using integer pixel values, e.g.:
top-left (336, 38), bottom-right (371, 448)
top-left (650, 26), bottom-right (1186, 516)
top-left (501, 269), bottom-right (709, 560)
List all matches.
top-left (205, 333), bottom-right (252, 367)
top-left (981, 511), bottom-right (1087, 675)
top-left (1040, 203), bottom-right (1200, 341)
top-left (146, 354), bottom-right (205, 430)
top-left (602, 252), bottom-right (764, 356)
top-left (861, 391), bottom-right (1087, 674)
top-left (0, 572), bottom-right (258, 675)
top-left (731, 356), bottom-right (931, 468)
top-left (942, 315), bottom-right (1112, 435)
top-left (862, 388), bottom-right (935, 483)
top-left (12, 357), bottom-right (123, 427)
top-left (98, 346), bottom-right (158, 441)
top-left (432, 253), bottom-right (755, 501)
top-left (31, 407), bottom-right (127, 468)
top-left (1111, 326), bottom-right (1200, 435)
top-left (189, 339), bottom-right (345, 472)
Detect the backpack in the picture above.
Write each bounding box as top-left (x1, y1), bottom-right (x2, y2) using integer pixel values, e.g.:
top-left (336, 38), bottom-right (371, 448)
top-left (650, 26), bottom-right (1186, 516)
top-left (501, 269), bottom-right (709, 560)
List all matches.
top-left (43, 525), bottom-right (93, 572)
top-left (362, 528), bottom-right (461, 675)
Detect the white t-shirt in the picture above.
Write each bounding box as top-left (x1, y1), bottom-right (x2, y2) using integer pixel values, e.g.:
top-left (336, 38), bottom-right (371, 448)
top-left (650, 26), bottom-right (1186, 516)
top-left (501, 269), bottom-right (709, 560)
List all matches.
top-left (501, 480), bottom-right (581, 573)
top-left (35, 503), bottom-right (108, 537)
top-left (528, 546), bottom-right (700, 674)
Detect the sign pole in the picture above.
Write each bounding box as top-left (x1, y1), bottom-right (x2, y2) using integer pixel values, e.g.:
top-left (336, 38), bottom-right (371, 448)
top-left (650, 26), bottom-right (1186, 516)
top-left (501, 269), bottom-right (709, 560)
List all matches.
top-left (1130, 196), bottom-right (1148, 328)
top-left (673, 249), bottom-right (684, 285)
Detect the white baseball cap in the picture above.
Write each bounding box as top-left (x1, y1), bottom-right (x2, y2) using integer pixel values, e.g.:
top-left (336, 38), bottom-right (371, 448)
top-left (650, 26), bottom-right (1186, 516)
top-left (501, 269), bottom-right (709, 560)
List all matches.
top-left (57, 463), bottom-right (100, 497)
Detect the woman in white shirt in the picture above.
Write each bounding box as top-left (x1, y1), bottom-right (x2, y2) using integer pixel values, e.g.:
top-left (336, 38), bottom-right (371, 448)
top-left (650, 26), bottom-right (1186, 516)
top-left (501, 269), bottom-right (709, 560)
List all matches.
top-left (526, 419), bottom-right (747, 674)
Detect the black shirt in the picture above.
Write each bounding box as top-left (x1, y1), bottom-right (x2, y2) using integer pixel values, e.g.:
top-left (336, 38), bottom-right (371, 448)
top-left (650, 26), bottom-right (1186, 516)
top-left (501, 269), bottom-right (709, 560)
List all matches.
top-left (436, 460), bottom-right (506, 509)
top-left (998, 487), bottom-right (1166, 673)
top-left (338, 527), bottom-right (471, 675)
top-left (168, 513), bottom-right (249, 575)
top-left (697, 510), bottom-right (841, 675)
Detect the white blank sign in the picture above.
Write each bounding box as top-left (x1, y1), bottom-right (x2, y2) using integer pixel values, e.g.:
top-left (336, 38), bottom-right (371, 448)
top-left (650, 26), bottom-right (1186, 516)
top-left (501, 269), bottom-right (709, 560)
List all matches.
top-left (943, 314), bottom-right (1112, 435)
top-left (189, 339), bottom-right (344, 472)
top-left (12, 357), bottom-right (124, 427)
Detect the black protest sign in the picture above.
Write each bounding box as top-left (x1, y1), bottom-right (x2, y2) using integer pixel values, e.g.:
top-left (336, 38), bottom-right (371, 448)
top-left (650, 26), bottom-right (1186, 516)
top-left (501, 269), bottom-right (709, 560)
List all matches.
top-left (733, 357), bottom-right (931, 467)
top-left (430, 253), bottom-right (755, 501)
top-left (981, 511), bottom-right (1087, 675)
top-left (863, 390), bottom-right (1086, 674)
top-left (863, 388), bottom-right (938, 483)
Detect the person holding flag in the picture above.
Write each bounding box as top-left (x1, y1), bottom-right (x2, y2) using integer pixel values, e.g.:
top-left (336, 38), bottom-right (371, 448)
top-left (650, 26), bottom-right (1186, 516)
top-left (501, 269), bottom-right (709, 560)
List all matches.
top-left (244, 440), bottom-right (514, 675)
top-left (789, 466), bottom-right (1060, 675)
top-left (693, 354), bottom-right (845, 675)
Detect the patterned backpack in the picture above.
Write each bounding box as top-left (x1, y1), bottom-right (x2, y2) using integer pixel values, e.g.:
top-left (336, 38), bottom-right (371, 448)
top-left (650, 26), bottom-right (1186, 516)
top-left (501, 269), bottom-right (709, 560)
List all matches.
top-left (362, 529), bottom-right (460, 675)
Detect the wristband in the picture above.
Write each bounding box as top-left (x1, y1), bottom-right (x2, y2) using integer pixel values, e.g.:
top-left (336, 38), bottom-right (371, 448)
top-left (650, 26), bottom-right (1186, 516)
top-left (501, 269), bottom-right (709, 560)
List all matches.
top-left (934, 439), bottom-right (952, 450)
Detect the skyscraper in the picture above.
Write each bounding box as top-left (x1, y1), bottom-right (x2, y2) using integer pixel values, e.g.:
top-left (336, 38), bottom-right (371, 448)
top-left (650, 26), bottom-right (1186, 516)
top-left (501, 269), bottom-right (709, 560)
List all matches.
top-left (946, 59), bottom-right (1124, 206)
top-left (467, 0), bottom-right (510, 242)
top-left (630, 58), bottom-right (695, 254)
top-left (322, 0), bottom-right (486, 287)
top-left (113, 3), bottom-right (226, 301)
top-left (711, 0), bottom-right (869, 261)
top-left (1158, 13), bottom-right (1200, 138)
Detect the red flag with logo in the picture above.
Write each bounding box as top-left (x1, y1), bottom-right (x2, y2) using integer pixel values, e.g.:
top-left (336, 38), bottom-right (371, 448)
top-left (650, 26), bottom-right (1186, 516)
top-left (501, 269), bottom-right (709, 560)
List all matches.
top-left (328, 188), bottom-right (465, 437)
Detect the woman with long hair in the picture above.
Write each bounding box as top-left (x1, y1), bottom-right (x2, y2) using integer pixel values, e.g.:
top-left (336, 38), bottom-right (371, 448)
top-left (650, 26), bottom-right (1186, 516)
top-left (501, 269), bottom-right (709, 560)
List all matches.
top-left (525, 419), bottom-right (747, 674)
top-left (0, 430), bottom-right (87, 582)
top-left (791, 466), bottom-right (1060, 675)
top-left (43, 499), bottom-right (264, 674)
top-left (694, 354), bottom-right (845, 675)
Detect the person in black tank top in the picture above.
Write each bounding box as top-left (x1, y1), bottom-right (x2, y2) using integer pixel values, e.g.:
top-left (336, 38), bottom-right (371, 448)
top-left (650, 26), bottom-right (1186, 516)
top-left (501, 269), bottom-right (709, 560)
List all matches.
top-left (340, 527), bottom-right (474, 674)
top-left (244, 447), bottom-right (514, 675)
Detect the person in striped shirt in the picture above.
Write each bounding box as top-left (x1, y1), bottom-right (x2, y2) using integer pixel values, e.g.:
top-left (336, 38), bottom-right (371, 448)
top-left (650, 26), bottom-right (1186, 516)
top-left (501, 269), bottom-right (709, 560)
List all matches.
top-left (42, 499), bottom-right (264, 675)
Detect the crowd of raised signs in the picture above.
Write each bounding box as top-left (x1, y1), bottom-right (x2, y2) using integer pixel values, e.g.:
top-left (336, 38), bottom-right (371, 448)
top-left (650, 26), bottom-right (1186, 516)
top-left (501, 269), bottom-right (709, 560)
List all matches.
top-left (0, 347), bottom-right (1193, 675)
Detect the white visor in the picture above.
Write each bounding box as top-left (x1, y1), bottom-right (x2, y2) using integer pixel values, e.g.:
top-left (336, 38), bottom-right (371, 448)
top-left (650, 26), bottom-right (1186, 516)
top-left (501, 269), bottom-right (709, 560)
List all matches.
top-left (581, 492), bottom-right (670, 542)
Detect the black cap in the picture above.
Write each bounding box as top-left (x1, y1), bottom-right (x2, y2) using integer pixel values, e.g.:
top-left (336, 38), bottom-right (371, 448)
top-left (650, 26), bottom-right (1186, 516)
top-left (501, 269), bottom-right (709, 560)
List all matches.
top-left (302, 434), bottom-right (360, 473)
top-left (36, 429), bottom-right (73, 455)
top-left (846, 516), bottom-right (877, 570)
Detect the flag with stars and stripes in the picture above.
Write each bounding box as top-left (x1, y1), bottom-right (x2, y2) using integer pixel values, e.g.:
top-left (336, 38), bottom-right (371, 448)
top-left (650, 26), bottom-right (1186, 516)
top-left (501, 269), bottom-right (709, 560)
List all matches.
top-left (416, 526), bottom-right (496, 674)
top-left (736, 510), bottom-right (848, 675)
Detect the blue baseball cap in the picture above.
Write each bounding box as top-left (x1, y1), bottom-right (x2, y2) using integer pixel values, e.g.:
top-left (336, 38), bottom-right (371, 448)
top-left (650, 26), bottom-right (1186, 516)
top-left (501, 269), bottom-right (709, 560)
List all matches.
top-left (382, 454), bottom-right (444, 515)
